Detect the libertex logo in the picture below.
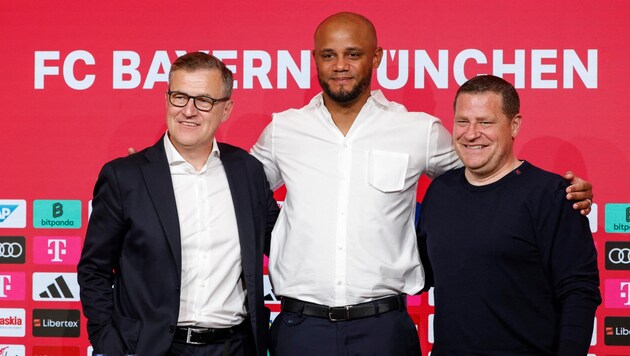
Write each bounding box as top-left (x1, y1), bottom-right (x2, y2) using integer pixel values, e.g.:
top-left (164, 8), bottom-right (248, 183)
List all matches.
top-left (605, 317), bottom-right (630, 345)
top-left (0, 200), bottom-right (26, 228)
top-left (33, 236), bottom-right (81, 265)
top-left (32, 309), bottom-right (80, 337)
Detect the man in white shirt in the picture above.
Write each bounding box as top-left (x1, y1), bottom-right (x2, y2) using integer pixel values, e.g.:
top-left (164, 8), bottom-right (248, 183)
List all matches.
top-left (251, 12), bottom-right (594, 356)
top-left (79, 52), bottom-right (279, 356)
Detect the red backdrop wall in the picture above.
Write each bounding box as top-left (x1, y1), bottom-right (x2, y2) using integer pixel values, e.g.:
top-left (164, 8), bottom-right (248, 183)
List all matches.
top-left (1, 1), bottom-right (629, 355)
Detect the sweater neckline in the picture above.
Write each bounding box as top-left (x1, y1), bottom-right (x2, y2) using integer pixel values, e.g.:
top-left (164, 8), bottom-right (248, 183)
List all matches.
top-left (458, 161), bottom-right (530, 192)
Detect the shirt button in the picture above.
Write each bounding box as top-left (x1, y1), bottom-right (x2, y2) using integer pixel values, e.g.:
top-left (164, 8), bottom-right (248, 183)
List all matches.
top-left (337, 281), bottom-right (342, 286)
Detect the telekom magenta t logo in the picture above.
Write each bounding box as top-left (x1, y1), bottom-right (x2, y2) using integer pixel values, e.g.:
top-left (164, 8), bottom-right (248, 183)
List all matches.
top-left (0, 274), bottom-right (10, 297)
top-left (47, 239), bottom-right (66, 262)
top-left (622, 282), bottom-right (630, 305)
top-left (605, 279), bottom-right (630, 308)
top-left (33, 236), bottom-right (81, 265)
top-left (0, 272), bottom-right (25, 300)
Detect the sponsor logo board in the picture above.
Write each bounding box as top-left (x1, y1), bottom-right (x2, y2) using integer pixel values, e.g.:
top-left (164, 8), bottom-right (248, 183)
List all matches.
top-left (33, 200), bottom-right (81, 229)
top-left (0, 237), bottom-right (25, 264)
top-left (32, 309), bottom-right (80, 337)
top-left (0, 200), bottom-right (26, 229)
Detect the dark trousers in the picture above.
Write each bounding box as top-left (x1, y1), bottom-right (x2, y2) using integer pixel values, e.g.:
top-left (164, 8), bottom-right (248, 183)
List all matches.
top-left (167, 326), bottom-right (255, 356)
top-left (269, 308), bottom-right (421, 356)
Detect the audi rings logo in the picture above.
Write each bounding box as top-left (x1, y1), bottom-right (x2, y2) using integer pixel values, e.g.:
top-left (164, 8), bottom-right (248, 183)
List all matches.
top-left (1, 243), bottom-right (23, 257)
top-left (0, 236), bottom-right (25, 264)
top-left (610, 249), bottom-right (630, 264)
top-left (606, 242), bottom-right (630, 270)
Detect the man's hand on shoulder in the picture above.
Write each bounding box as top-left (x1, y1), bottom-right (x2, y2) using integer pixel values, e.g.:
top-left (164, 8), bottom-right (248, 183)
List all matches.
top-left (563, 171), bottom-right (593, 216)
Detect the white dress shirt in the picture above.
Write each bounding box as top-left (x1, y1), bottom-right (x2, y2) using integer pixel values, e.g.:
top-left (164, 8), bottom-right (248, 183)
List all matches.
top-left (251, 90), bottom-right (461, 306)
top-left (164, 134), bottom-right (246, 327)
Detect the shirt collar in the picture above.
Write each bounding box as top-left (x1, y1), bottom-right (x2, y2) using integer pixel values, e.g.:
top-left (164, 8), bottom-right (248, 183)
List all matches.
top-left (307, 89), bottom-right (389, 111)
top-left (368, 90), bottom-right (390, 107)
top-left (163, 132), bottom-right (220, 169)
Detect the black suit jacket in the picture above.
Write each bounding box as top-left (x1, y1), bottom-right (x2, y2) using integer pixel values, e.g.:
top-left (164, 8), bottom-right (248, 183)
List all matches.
top-left (78, 137), bottom-right (279, 355)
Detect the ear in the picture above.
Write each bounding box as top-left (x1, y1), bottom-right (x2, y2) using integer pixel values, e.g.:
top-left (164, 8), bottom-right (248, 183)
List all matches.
top-left (511, 113), bottom-right (522, 138)
top-left (373, 47), bottom-right (383, 68)
top-left (220, 100), bottom-right (234, 123)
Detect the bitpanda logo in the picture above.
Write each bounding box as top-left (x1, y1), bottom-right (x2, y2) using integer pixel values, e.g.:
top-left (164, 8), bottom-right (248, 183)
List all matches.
top-left (33, 200), bottom-right (81, 229)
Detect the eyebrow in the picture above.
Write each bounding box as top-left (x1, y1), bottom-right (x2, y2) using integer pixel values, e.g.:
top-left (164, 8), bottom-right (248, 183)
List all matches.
top-left (318, 47), bottom-right (364, 52)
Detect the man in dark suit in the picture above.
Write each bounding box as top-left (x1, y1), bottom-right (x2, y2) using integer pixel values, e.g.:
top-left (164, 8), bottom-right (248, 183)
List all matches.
top-left (78, 52), bottom-right (279, 356)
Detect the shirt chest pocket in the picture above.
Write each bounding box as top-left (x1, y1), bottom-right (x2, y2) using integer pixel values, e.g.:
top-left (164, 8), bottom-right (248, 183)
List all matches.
top-left (367, 149), bottom-right (409, 193)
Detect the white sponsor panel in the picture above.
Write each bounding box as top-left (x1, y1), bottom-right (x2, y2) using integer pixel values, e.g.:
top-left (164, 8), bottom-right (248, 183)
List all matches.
top-left (0, 344), bottom-right (25, 356)
top-left (263, 274), bottom-right (280, 304)
top-left (32, 273), bottom-right (80, 301)
top-left (0, 308), bottom-right (25, 337)
top-left (428, 313), bottom-right (434, 344)
top-left (587, 203), bottom-right (598, 233)
top-left (0, 200), bottom-right (26, 229)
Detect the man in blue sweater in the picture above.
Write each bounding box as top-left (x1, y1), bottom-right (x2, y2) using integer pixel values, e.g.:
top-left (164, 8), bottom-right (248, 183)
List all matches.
top-left (417, 75), bottom-right (601, 355)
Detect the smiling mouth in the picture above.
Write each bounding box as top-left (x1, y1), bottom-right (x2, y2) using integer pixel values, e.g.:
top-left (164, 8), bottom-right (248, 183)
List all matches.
top-left (179, 121), bottom-right (200, 127)
top-left (463, 144), bottom-right (486, 149)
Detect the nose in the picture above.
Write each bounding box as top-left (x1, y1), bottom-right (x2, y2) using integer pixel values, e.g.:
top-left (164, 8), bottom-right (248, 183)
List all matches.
top-left (182, 98), bottom-right (198, 116)
top-left (464, 122), bottom-right (481, 140)
top-left (333, 57), bottom-right (349, 71)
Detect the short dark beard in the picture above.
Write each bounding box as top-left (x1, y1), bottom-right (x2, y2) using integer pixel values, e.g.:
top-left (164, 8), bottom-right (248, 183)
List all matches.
top-left (318, 73), bottom-right (371, 104)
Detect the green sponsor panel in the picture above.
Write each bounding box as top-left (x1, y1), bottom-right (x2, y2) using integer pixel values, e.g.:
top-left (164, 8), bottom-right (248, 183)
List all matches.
top-left (33, 200), bottom-right (82, 229)
top-left (605, 203), bottom-right (630, 233)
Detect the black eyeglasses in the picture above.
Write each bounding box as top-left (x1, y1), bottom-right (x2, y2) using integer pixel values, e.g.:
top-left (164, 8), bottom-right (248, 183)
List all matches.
top-left (167, 90), bottom-right (230, 112)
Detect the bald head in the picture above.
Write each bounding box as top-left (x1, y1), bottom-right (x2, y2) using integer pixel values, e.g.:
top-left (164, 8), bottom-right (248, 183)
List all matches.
top-left (315, 12), bottom-right (378, 50)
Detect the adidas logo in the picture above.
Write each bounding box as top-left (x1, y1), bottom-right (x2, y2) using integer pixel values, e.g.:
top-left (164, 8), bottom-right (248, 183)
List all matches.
top-left (32, 273), bottom-right (79, 301)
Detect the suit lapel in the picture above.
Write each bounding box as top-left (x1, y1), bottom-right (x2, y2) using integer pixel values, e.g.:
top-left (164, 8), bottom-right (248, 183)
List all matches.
top-left (220, 144), bottom-right (256, 279)
top-left (140, 138), bottom-right (182, 274)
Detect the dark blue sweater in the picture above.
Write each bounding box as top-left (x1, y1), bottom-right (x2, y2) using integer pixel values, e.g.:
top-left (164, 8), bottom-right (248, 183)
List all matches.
top-left (418, 161), bottom-right (601, 355)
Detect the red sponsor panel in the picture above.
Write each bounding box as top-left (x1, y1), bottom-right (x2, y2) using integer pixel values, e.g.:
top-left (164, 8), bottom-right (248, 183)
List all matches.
top-left (32, 346), bottom-right (80, 356)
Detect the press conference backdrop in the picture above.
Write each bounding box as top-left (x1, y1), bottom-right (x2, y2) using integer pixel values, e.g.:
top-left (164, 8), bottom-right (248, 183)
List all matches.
top-left (1, 1), bottom-right (629, 355)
